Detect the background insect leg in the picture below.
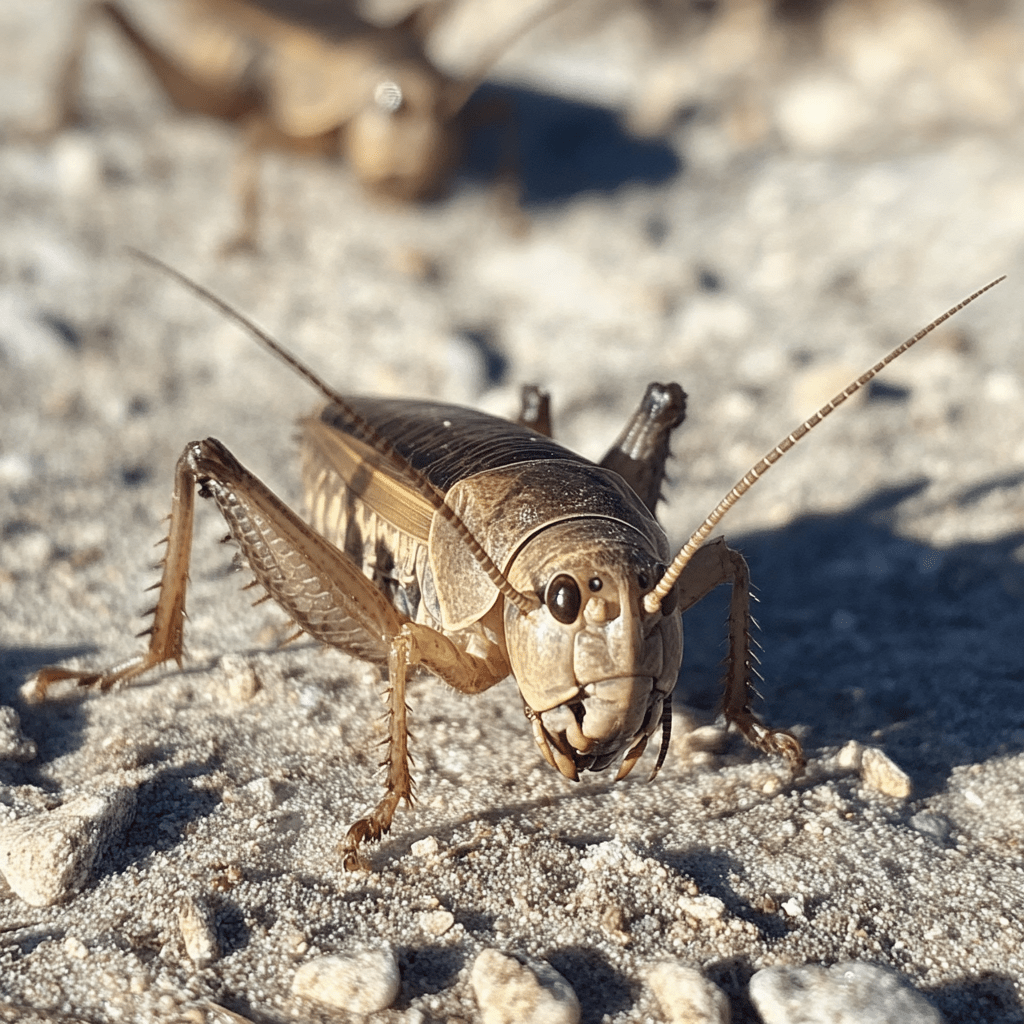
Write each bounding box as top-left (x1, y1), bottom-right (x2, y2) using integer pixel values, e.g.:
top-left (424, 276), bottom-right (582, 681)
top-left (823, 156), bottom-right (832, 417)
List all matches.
top-left (600, 382), bottom-right (686, 515)
top-left (50, 0), bottom-right (259, 133)
top-left (675, 538), bottom-right (804, 769)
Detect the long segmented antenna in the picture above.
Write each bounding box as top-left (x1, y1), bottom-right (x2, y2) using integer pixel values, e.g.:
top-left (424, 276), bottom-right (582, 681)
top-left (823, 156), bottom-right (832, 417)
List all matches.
top-left (645, 277), bottom-right (1006, 614)
top-left (130, 249), bottom-right (541, 615)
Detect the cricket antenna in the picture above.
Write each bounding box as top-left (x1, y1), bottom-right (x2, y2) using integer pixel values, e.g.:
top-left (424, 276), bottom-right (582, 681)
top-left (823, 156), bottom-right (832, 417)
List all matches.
top-left (645, 277), bottom-right (1006, 614)
top-left (129, 248), bottom-right (541, 615)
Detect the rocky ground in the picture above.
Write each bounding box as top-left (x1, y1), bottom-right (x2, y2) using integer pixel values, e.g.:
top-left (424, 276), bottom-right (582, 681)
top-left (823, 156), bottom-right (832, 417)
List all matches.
top-left (2, 1), bottom-right (1024, 1021)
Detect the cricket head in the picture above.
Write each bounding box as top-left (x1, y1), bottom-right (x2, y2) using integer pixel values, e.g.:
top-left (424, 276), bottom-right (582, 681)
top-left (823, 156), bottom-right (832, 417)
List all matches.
top-left (502, 519), bottom-right (682, 782)
top-left (345, 66), bottom-right (461, 202)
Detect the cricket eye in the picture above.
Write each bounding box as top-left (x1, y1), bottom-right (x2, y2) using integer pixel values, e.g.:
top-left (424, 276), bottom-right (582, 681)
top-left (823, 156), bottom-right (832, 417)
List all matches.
top-left (374, 80), bottom-right (404, 114)
top-left (546, 574), bottom-right (581, 624)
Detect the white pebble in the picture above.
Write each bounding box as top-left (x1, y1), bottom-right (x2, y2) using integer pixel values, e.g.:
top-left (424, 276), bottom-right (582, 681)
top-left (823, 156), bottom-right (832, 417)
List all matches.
top-left (471, 949), bottom-right (580, 1024)
top-left (219, 654), bottom-right (261, 703)
top-left (0, 706), bottom-right (36, 762)
top-left (0, 454), bottom-right (32, 487)
top-left (0, 787), bottom-right (136, 906)
top-left (410, 835), bottom-right (440, 857)
top-left (646, 962), bottom-right (730, 1024)
top-left (419, 909), bottom-right (455, 936)
top-left (749, 962), bottom-right (941, 1024)
top-left (861, 746), bottom-right (913, 799)
top-left (678, 895), bottom-right (726, 921)
top-left (179, 895), bottom-right (219, 968)
top-left (780, 895), bottom-right (805, 919)
top-left (292, 948), bottom-right (400, 1014)
top-left (836, 739), bottom-right (863, 771)
top-left (775, 75), bottom-right (870, 153)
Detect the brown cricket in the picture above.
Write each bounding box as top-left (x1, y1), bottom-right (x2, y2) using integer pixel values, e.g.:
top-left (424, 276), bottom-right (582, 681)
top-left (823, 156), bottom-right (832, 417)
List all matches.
top-left (45, 0), bottom-right (567, 248)
top-left (35, 262), bottom-right (1002, 868)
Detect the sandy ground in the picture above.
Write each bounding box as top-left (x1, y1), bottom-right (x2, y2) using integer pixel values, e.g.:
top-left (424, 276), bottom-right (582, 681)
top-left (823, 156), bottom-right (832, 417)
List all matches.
top-left (3, 1), bottom-right (1024, 1021)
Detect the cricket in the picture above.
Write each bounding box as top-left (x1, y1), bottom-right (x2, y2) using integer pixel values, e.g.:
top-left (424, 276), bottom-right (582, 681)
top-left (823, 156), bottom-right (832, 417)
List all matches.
top-left (45, 0), bottom-right (568, 249)
top-left (34, 260), bottom-right (1003, 869)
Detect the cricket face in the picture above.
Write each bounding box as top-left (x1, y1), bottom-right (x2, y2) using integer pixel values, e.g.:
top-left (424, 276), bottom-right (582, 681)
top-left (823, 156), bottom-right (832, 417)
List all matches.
top-left (503, 520), bottom-right (681, 780)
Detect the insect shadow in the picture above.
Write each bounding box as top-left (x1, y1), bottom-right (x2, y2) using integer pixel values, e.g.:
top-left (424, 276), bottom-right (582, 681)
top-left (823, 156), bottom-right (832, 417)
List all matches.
top-left (464, 83), bottom-right (682, 205)
top-left (680, 478), bottom-right (1024, 795)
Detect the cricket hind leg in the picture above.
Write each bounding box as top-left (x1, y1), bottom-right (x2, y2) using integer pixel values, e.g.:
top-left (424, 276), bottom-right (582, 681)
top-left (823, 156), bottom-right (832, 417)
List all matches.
top-left (600, 383), bottom-right (687, 516)
top-left (34, 436), bottom-right (405, 697)
top-left (675, 538), bottom-right (804, 770)
top-left (34, 449), bottom-right (198, 698)
top-left (36, 437), bottom-right (507, 865)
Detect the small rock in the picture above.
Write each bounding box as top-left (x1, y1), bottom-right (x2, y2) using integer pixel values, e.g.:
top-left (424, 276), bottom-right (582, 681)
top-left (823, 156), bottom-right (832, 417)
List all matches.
top-left (419, 909), bottom-right (455, 937)
top-left (218, 654), bottom-right (261, 703)
top-left (646, 962), bottom-right (731, 1024)
top-left (600, 904), bottom-right (632, 946)
top-left (749, 962), bottom-right (942, 1024)
top-left (0, 706), bottom-right (36, 762)
top-left (471, 949), bottom-right (580, 1024)
top-left (678, 895), bottom-right (726, 921)
top-left (836, 739), bottom-right (863, 771)
top-left (909, 811), bottom-right (952, 843)
top-left (179, 895), bottom-right (219, 968)
top-left (0, 786), bottom-right (136, 906)
top-left (410, 835), bottom-right (440, 857)
top-left (780, 895), bottom-right (805, 919)
top-left (241, 777), bottom-right (277, 812)
top-left (775, 75), bottom-right (871, 153)
top-left (861, 746), bottom-right (913, 799)
top-left (292, 948), bottom-right (400, 1014)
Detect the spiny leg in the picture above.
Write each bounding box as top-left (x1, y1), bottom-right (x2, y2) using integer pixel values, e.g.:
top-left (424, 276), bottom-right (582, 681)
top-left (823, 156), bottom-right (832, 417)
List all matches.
top-left (340, 634), bottom-right (414, 871)
top-left (600, 383), bottom-right (686, 516)
top-left (34, 448), bottom-right (198, 698)
top-left (37, 436), bottom-right (511, 864)
top-left (516, 385), bottom-right (552, 437)
top-left (35, 435), bottom-right (411, 691)
top-left (675, 538), bottom-right (804, 770)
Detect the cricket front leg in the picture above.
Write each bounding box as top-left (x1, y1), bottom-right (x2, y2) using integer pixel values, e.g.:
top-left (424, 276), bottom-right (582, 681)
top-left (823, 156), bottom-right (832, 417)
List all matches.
top-left (675, 538), bottom-right (804, 770)
top-left (340, 633), bottom-right (414, 871)
top-left (340, 618), bottom-right (510, 869)
top-left (600, 383), bottom-right (687, 516)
